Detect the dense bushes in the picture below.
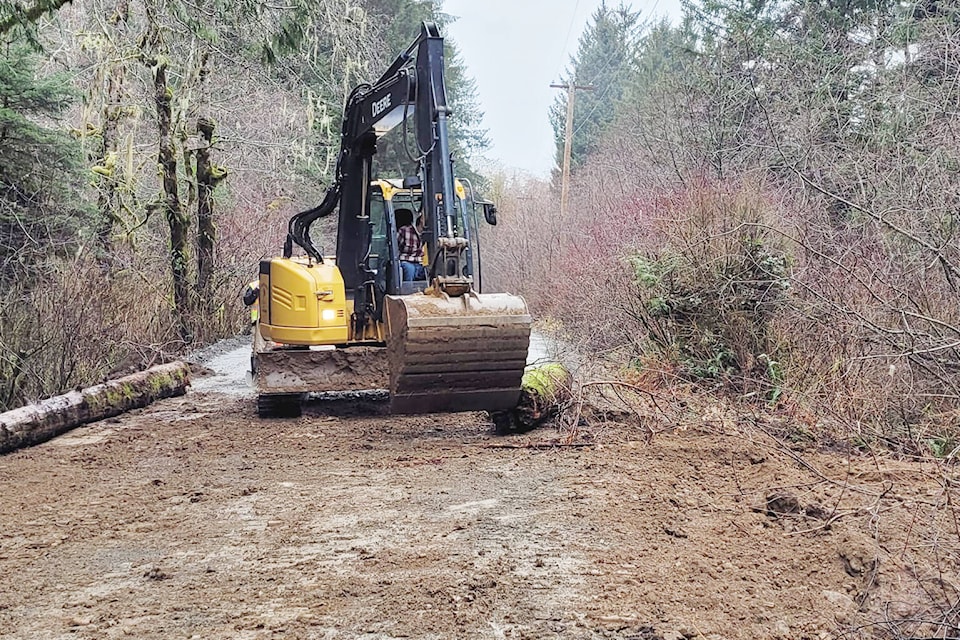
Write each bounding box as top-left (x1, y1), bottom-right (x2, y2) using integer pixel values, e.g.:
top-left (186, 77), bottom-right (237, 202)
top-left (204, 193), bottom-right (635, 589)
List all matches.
top-left (622, 186), bottom-right (789, 397)
top-left (483, 168), bottom-right (960, 457)
top-left (479, 2), bottom-right (960, 458)
top-left (0, 251), bottom-right (250, 410)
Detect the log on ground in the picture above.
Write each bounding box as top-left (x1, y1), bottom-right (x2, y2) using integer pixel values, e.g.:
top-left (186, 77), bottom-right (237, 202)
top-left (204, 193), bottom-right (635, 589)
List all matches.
top-left (492, 362), bottom-right (573, 434)
top-left (0, 361), bottom-right (190, 454)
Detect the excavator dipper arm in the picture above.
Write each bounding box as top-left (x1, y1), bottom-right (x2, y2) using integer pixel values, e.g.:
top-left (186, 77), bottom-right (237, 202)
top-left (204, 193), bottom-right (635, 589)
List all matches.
top-left (285, 22), bottom-right (473, 297)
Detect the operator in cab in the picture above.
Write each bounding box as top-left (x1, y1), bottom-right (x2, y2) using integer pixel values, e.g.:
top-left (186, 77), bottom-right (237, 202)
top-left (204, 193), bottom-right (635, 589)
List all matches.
top-left (396, 208), bottom-right (426, 281)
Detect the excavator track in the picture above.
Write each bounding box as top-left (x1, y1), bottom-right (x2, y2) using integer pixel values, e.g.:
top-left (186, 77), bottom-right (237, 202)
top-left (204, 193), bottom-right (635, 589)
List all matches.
top-left (384, 292), bottom-right (532, 414)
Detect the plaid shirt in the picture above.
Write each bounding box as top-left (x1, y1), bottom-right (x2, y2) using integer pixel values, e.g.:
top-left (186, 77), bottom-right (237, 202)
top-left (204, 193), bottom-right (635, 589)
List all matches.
top-left (398, 224), bottom-right (423, 263)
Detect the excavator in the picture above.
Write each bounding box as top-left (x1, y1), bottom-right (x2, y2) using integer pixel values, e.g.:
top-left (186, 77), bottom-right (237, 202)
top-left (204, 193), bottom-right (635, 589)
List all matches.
top-left (251, 21), bottom-right (532, 418)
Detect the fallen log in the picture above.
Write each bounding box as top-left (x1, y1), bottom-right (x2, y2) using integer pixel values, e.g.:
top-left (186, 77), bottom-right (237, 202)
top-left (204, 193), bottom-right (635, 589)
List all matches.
top-left (491, 362), bottom-right (573, 434)
top-left (0, 361), bottom-right (190, 454)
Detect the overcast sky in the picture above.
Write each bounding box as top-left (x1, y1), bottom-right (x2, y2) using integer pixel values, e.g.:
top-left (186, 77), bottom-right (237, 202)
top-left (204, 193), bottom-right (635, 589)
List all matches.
top-left (441, 0), bottom-right (684, 177)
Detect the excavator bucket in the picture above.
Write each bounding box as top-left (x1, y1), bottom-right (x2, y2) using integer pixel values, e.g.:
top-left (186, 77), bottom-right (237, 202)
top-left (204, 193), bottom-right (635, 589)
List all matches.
top-left (384, 292), bottom-right (532, 414)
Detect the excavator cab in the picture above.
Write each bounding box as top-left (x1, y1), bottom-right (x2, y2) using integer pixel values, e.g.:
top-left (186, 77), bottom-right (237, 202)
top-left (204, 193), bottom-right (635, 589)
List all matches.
top-left (368, 178), bottom-right (429, 298)
top-left (369, 177), bottom-right (484, 297)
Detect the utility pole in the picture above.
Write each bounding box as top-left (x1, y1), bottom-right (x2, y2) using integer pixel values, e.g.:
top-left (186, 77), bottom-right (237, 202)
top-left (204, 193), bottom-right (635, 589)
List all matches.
top-left (550, 82), bottom-right (593, 219)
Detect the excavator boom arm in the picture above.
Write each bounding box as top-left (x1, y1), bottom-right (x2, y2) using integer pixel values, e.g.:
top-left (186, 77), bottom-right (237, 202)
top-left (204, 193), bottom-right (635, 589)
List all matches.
top-left (285, 21), bottom-right (461, 292)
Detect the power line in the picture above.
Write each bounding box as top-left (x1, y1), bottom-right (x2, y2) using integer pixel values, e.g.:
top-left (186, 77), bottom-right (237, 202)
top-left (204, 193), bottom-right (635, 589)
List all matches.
top-left (555, 0), bottom-right (582, 82)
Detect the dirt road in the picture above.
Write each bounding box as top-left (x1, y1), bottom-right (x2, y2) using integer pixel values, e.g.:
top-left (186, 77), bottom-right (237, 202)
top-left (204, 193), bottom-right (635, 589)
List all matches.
top-left (1, 347), bottom-right (957, 639)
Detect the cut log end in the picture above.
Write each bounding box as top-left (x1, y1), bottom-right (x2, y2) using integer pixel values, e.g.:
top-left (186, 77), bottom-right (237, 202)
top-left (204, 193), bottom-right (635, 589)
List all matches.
top-left (490, 362), bottom-right (573, 434)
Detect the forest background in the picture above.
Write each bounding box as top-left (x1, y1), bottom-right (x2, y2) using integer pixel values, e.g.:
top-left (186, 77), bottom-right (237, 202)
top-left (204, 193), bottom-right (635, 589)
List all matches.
top-left (2, 0), bottom-right (960, 461)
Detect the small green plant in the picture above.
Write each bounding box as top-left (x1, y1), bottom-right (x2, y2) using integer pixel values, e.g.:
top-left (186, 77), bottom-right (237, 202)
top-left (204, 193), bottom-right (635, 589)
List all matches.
top-left (685, 339), bottom-right (736, 379)
top-left (629, 254), bottom-right (669, 288)
top-left (927, 435), bottom-right (957, 458)
top-left (759, 353), bottom-right (784, 404)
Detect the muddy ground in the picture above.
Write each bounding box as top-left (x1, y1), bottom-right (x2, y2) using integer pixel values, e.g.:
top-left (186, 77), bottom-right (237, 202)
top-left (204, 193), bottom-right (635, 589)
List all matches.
top-left (1, 349), bottom-right (958, 639)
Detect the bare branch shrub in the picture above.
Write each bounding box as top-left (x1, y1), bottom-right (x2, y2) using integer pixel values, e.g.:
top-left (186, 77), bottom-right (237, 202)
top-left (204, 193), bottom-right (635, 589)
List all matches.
top-left (625, 182), bottom-right (788, 394)
top-left (481, 169), bottom-right (562, 314)
top-left (0, 253), bottom-right (179, 410)
top-left (527, 7), bottom-right (960, 452)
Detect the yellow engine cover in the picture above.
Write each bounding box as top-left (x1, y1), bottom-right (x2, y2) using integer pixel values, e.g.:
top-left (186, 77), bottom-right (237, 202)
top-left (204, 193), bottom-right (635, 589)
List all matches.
top-left (259, 257), bottom-right (349, 346)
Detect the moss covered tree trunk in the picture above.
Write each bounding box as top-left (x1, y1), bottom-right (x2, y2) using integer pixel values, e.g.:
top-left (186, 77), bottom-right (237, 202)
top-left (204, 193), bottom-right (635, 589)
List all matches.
top-left (0, 361), bottom-right (190, 454)
top-left (195, 115), bottom-right (224, 322)
top-left (493, 363), bottom-right (573, 433)
top-left (153, 59), bottom-right (191, 341)
top-left (94, 0), bottom-right (129, 251)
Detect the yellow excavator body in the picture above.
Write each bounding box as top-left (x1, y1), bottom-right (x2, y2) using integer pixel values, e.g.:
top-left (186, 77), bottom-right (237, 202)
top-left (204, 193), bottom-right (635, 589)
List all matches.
top-left (257, 258), bottom-right (350, 346)
top-left (253, 256), bottom-right (531, 417)
top-left (254, 260), bottom-right (531, 416)
top-left (250, 22), bottom-right (532, 418)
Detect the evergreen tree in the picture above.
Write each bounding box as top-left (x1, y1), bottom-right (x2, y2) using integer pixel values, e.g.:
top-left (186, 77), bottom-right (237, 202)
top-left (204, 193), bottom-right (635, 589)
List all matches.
top-left (550, 2), bottom-right (641, 169)
top-left (0, 33), bottom-right (88, 280)
top-left (0, 0), bottom-right (73, 35)
top-left (359, 0), bottom-right (488, 182)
